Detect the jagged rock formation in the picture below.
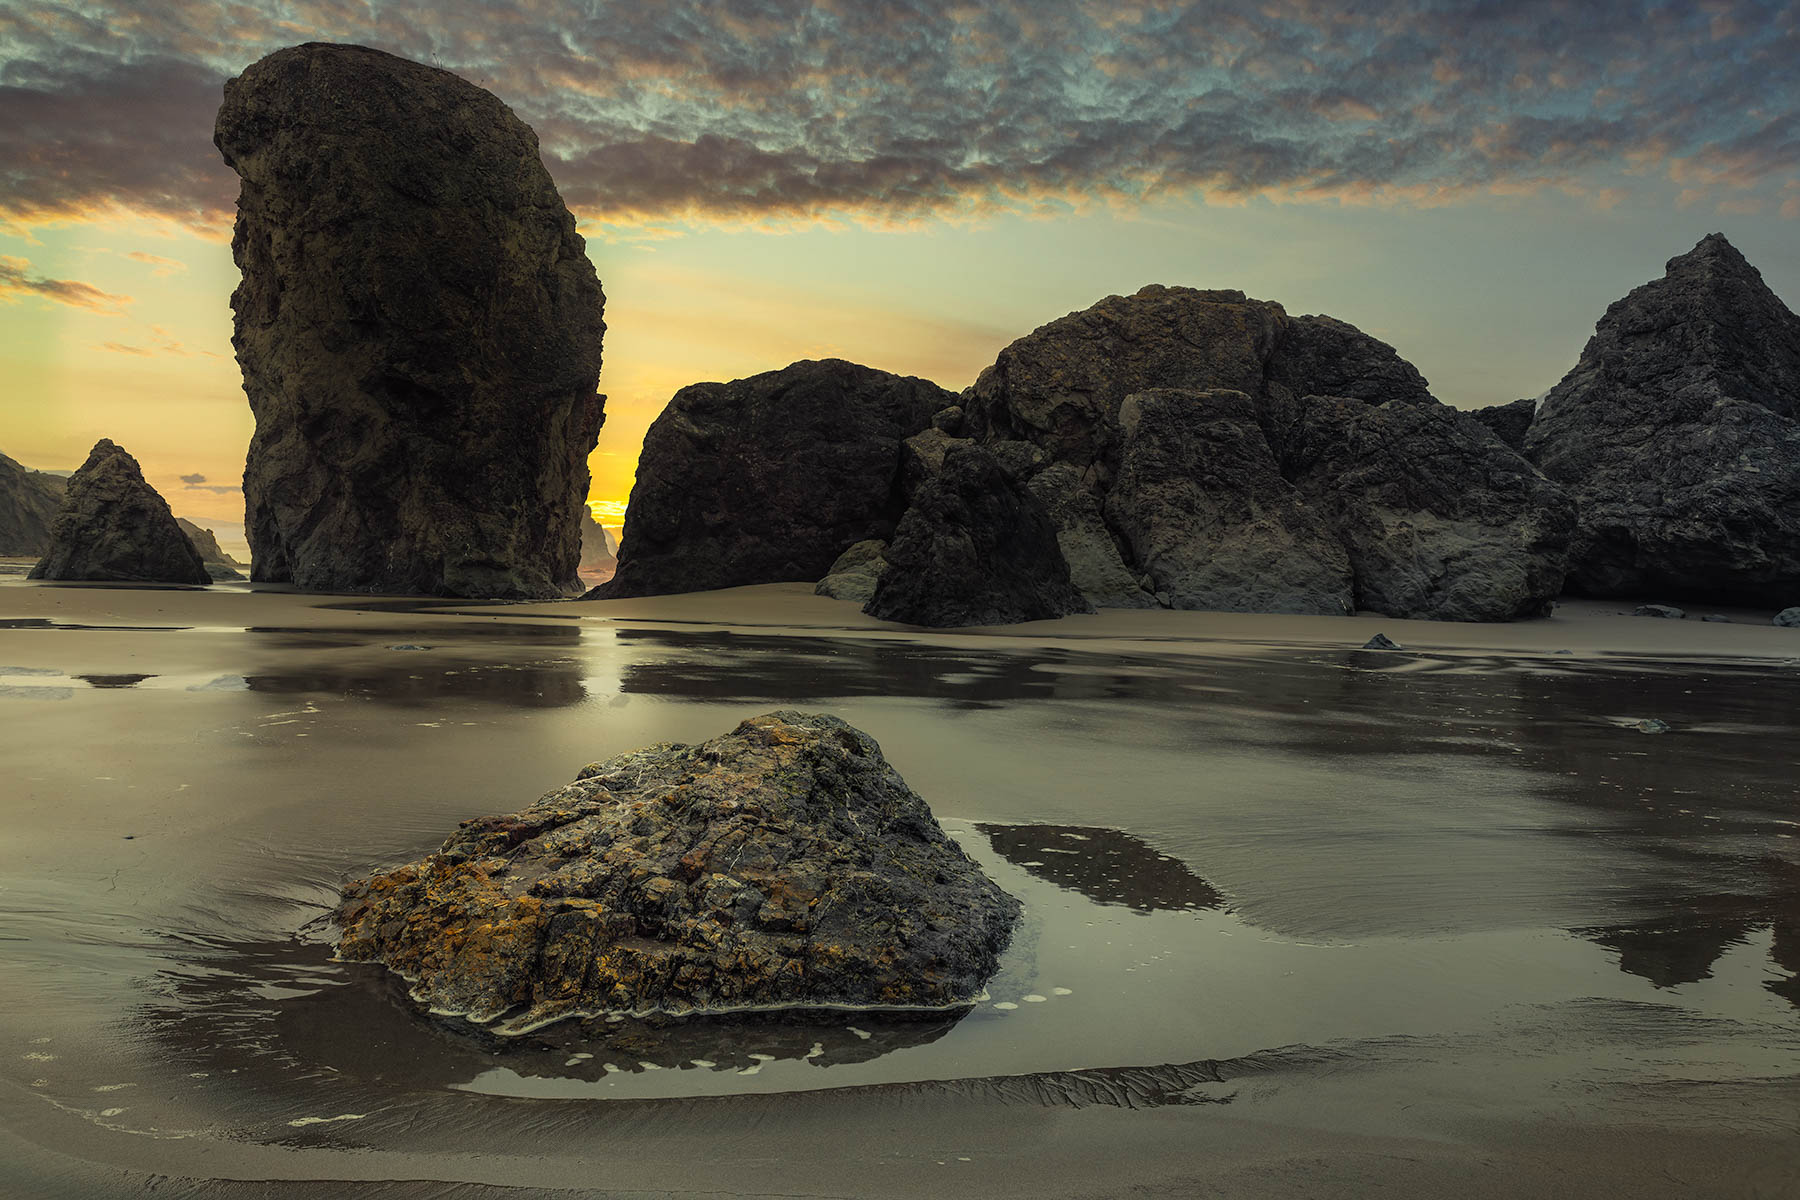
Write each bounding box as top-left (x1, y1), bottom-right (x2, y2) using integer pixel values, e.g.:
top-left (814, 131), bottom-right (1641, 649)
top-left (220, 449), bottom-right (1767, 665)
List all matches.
top-left (335, 712), bottom-right (1020, 1029)
top-left (959, 286), bottom-right (1571, 619)
top-left (176, 518), bottom-right (245, 581)
top-left (27, 441), bottom-right (211, 584)
top-left (1523, 234), bottom-right (1800, 604)
top-left (814, 539), bottom-right (889, 605)
top-left (215, 43), bottom-right (606, 599)
top-left (579, 511), bottom-right (616, 575)
top-left (613, 285), bottom-right (1571, 624)
top-left (1280, 396), bottom-right (1574, 620)
top-left (1470, 397), bottom-right (1538, 452)
top-left (866, 444), bottom-right (1092, 627)
top-left (595, 360), bottom-right (952, 598)
top-left (1026, 463), bottom-right (1157, 608)
top-left (1106, 389), bottom-right (1353, 614)
top-left (0, 451), bottom-right (67, 556)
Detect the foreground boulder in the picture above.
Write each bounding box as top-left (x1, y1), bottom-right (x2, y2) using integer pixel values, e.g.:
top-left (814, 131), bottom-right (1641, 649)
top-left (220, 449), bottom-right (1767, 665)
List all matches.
top-left (1524, 234), bottom-right (1800, 604)
top-left (0, 451), bottom-right (67, 556)
top-left (28, 441), bottom-right (210, 584)
top-left (335, 712), bottom-right (1020, 1029)
top-left (596, 360), bottom-right (953, 599)
top-left (814, 538), bottom-right (889, 605)
top-left (176, 518), bottom-right (245, 581)
top-left (215, 43), bottom-right (606, 598)
top-left (866, 444), bottom-right (1093, 626)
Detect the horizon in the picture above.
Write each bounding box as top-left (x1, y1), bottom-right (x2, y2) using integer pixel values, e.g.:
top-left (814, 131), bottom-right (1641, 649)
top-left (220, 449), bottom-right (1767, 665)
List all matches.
top-left (4, 2), bottom-right (1799, 560)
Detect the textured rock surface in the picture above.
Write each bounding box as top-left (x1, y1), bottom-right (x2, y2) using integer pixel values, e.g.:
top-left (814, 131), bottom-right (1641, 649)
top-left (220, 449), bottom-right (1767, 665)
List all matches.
top-left (1280, 396), bottom-right (1573, 621)
top-left (177, 518), bottom-right (245, 581)
top-left (579, 511), bottom-right (616, 574)
top-left (216, 43), bottom-right (606, 598)
top-left (1106, 390), bottom-right (1353, 615)
top-left (1470, 397), bottom-right (1539, 452)
top-left (1026, 462), bottom-right (1157, 608)
top-left (28, 441), bottom-right (211, 584)
top-left (335, 712), bottom-right (1021, 1028)
top-left (1524, 234), bottom-right (1800, 604)
top-left (596, 360), bottom-right (952, 599)
top-left (962, 286), bottom-right (1287, 471)
top-left (866, 444), bottom-right (1092, 627)
top-left (815, 539), bottom-right (889, 605)
top-left (1261, 314), bottom-right (1437, 411)
top-left (1775, 608), bottom-right (1800, 627)
top-left (0, 451), bottom-right (67, 556)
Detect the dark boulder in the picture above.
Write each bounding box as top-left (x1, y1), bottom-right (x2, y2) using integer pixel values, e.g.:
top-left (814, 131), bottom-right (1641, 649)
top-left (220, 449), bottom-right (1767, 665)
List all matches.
top-left (595, 360), bottom-right (953, 599)
top-left (961, 286), bottom-right (1286, 473)
top-left (28, 440), bottom-right (211, 584)
top-left (1261, 313), bottom-right (1437, 410)
top-left (334, 711), bottom-right (1021, 1030)
top-left (215, 43), bottom-right (606, 599)
top-left (1279, 396), bottom-right (1573, 621)
top-left (1469, 397), bottom-right (1539, 452)
top-left (865, 443), bottom-right (1092, 627)
top-left (1774, 608), bottom-right (1800, 627)
top-left (1104, 389), bottom-right (1352, 615)
top-left (0, 451), bottom-right (67, 556)
top-left (1523, 234), bottom-right (1800, 604)
top-left (1025, 463), bottom-right (1157, 608)
top-left (177, 518), bottom-right (245, 581)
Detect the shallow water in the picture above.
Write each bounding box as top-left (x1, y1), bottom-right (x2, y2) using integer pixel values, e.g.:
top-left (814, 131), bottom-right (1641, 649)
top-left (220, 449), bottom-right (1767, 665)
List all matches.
top-left (2, 589), bottom-right (1798, 1194)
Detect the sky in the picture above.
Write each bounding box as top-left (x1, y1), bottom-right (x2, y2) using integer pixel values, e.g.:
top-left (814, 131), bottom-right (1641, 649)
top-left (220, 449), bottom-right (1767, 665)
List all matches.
top-left (2, 0), bottom-right (1798, 555)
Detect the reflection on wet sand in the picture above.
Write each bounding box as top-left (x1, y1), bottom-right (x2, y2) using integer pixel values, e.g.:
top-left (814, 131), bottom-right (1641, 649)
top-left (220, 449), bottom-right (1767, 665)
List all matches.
top-left (244, 659), bottom-right (587, 708)
top-left (615, 630), bottom-right (1194, 708)
top-left (978, 824), bottom-right (1223, 913)
top-left (141, 938), bottom-right (966, 1097)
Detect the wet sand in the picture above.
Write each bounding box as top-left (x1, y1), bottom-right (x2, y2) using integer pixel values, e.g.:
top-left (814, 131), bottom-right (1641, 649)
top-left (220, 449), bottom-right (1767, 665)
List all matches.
top-left (2, 580), bottom-right (1798, 1197)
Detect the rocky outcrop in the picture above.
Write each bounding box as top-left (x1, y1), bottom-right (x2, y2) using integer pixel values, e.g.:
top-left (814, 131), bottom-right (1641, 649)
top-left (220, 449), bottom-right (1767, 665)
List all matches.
top-left (0, 451), bottom-right (67, 556)
top-left (1106, 390), bottom-right (1353, 614)
top-left (334, 712), bottom-right (1020, 1029)
top-left (579, 511), bottom-right (616, 575)
top-left (1279, 396), bottom-right (1574, 621)
top-left (215, 43), bottom-right (606, 599)
top-left (1523, 234), bottom-right (1800, 604)
top-left (867, 444), bottom-right (1092, 627)
top-left (28, 441), bottom-right (211, 584)
top-left (176, 518), bottom-right (245, 581)
top-left (954, 284), bottom-right (1570, 619)
top-left (595, 360), bottom-right (953, 599)
top-left (814, 539), bottom-right (888, 605)
top-left (1025, 463), bottom-right (1157, 608)
top-left (1470, 397), bottom-right (1538, 452)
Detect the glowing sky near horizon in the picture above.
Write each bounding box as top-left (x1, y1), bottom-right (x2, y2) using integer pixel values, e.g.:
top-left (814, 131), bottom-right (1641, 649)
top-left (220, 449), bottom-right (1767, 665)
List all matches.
top-left (2, 0), bottom-right (1798, 554)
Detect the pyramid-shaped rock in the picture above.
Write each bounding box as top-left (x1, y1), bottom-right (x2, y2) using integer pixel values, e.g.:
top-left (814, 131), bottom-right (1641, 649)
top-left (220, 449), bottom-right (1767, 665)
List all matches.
top-left (29, 440), bottom-right (211, 584)
top-left (1524, 234), bottom-right (1800, 603)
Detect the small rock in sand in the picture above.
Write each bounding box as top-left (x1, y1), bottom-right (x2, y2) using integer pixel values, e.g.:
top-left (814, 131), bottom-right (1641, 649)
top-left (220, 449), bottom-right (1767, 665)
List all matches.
top-left (1361, 633), bottom-right (1402, 650)
top-left (1634, 604), bottom-right (1686, 619)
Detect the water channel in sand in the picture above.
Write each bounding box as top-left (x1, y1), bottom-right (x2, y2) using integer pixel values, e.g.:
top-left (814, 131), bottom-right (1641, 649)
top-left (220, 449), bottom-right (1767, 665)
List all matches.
top-left (2, 583), bottom-right (1797, 1195)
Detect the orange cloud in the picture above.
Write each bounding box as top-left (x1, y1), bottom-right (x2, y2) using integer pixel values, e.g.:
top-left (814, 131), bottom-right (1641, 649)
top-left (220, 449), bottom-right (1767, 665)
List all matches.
top-left (0, 255), bottom-right (131, 312)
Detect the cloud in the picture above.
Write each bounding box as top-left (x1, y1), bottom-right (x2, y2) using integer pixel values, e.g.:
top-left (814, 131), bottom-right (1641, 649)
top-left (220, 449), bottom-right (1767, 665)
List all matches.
top-left (98, 325), bottom-right (222, 358)
top-left (0, 255), bottom-right (131, 312)
top-left (180, 472), bottom-right (207, 484)
top-left (1, 1), bottom-right (1796, 233)
top-left (99, 340), bottom-right (150, 354)
top-left (126, 251), bottom-right (187, 275)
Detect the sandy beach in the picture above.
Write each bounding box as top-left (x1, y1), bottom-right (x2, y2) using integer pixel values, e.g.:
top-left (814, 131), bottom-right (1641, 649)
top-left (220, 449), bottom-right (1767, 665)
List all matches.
top-left (3, 579), bottom-right (1798, 1196)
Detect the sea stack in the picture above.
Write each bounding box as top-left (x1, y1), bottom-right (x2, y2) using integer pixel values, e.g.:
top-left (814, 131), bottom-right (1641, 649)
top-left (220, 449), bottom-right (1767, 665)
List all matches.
top-left (1524, 234), bottom-right (1800, 604)
top-left (0, 451), bottom-right (68, 556)
top-left (595, 360), bottom-right (953, 599)
top-left (28, 440), bottom-right (211, 584)
top-left (215, 43), bottom-right (606, 598)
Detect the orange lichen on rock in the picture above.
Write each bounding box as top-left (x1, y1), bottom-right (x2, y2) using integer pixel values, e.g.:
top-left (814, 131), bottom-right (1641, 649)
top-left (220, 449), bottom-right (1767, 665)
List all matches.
top-left (334, 711), bottom-right (1019, 1030)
